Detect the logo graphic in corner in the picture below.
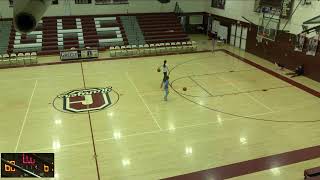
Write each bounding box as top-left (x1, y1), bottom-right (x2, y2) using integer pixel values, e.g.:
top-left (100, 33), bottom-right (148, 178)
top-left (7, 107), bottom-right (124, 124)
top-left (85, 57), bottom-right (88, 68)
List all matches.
top-left (54, 87), bottom-right (117, 113)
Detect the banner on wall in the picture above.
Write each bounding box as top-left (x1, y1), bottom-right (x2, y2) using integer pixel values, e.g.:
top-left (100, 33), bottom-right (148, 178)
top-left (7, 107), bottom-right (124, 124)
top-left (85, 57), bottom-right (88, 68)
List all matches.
top-left (294, 33), bottom-right (306, 52)
top-left (217, 25), bottom-right (228, 41)
top-left (211, 0), bottom-right (226, 9)
top-left (306, 35), bottom-right (319, 56)
top-left (212, 20), bottom-right (220, 33)
top-left (81, 49), bottom-right (99, 59)
top-left (60, 49), bottom-right (99, 61)
top-left (60, 50), bottom-right (79, 60)
top-left (189, 15), bottom-right (203, 25)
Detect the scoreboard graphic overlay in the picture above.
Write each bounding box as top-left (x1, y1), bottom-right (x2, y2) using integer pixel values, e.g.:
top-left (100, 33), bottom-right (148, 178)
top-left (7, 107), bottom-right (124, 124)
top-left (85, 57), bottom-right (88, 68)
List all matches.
top-left (1, 153), bottom-right (54, 178)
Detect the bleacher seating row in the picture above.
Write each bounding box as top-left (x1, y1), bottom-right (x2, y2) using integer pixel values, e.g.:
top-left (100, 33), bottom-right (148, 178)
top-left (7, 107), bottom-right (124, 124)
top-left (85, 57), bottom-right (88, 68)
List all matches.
top-left (0, 52), bottom-right (37, 66)
top-left (1, 13), bottom-right (190, 57)
top-left (7, 16), bottom-right (128, 55)
top-left (136, 13), bottom-right (190, 44)
top-left (109, 41), bottom-right (197, 57)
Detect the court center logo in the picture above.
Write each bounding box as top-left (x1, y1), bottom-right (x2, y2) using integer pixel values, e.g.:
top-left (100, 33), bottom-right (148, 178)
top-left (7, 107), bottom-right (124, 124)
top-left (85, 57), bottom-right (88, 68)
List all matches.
top-left (53, 87), bottom-right (119, 113)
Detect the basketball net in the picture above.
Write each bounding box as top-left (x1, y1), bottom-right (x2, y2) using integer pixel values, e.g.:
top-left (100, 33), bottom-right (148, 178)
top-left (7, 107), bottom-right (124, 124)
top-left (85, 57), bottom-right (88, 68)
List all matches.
top-left (256, 34), bottom-right (264, 43)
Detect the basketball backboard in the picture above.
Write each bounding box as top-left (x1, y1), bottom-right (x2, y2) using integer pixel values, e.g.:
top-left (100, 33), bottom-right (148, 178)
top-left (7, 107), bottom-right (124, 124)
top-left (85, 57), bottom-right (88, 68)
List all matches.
top-left (254, 0), bottom-right (294, 19)
top-left (256, 7), bottom-right (281, 41)
top-left (303, 15), bottom-right (320, 25)
top-left (300, 15), bottom-right (320, 36)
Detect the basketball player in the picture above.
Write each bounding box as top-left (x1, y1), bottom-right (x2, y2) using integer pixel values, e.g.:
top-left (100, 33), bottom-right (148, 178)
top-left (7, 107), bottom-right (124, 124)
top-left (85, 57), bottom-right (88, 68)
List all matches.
top-left (211, 37), bottom-right (216, 52)
top-left (286, 65), bottom-right (304, 78)
top-left (163, 76), bottom-right (169, 101)
top-left (160, 60), bottom-right (169, 88)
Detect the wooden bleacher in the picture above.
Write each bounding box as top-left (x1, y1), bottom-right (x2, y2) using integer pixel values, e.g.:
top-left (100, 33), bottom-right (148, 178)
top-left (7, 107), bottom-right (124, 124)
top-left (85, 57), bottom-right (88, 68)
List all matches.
top-left (5, 13), bottom-right (190, 56)
top-left (136, 13), bottom-right (190, 44)
top-left (7, 16), bottom-right (128, 55)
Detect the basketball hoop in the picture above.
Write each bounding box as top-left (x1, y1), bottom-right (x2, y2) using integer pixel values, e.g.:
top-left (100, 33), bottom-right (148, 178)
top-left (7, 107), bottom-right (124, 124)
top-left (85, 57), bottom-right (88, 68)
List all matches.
top-left (316, 27), bottom-right (320, 35)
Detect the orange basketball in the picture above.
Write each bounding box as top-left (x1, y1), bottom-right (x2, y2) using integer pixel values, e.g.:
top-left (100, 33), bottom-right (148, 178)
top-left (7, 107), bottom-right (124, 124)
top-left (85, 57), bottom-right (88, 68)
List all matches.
top-left (183, 87), bottom-right (187, 91)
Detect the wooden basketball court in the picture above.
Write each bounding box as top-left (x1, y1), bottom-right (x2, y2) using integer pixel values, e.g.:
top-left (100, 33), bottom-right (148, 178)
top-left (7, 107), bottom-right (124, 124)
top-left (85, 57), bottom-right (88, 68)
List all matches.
top-left (0, 47), bottom-right (320, 179)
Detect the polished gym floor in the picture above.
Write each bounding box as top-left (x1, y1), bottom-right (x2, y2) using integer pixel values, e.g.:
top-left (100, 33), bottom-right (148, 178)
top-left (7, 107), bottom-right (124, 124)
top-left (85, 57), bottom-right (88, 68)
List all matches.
top-left (0, 47), bottom-right (320, 180)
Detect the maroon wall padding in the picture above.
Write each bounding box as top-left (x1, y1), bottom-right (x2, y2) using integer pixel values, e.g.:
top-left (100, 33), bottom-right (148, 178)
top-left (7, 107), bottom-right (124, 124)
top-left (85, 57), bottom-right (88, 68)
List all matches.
top-left (246, 25), bottom-right (320, 83)
top-left (304, 166), bottom-right (320, 179)
top-left (208, 13), bottom-right (320, 83)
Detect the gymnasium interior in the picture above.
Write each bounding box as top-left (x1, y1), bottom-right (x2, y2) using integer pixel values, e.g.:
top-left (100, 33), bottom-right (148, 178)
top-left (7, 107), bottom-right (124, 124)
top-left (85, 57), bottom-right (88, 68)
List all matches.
top-left (0, 0), bottom-right (320, 179)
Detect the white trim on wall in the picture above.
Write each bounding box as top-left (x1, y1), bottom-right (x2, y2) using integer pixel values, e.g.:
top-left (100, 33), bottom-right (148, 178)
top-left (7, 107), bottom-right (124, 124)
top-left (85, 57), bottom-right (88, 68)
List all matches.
top-left (0, 0), bottom-right (208, 18)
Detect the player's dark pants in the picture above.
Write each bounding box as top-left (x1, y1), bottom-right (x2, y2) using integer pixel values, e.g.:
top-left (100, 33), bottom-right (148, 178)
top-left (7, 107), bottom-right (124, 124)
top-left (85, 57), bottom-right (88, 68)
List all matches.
top-left (163, 72), bottom-right (167, 81)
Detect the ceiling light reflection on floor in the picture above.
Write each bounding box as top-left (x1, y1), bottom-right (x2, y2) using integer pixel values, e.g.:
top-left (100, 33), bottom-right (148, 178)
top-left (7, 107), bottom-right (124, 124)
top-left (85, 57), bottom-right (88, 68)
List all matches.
top-left (122, 159), bottom-right (131, 167)
top-left (185, 147), bottom-right (193, 155)
top-left (52, 140), bottom-right (61, 150)
top-left (240, 137), bottom-right (247, 145)
top-left (113, 131), bottom-right (122, 140)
